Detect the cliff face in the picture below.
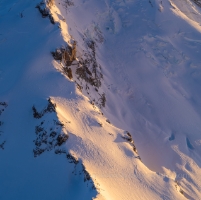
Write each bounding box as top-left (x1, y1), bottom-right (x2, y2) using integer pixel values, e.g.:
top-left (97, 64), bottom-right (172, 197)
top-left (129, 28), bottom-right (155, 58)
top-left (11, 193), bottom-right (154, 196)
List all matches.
top-left (0, 0), bottom-right (201, 199)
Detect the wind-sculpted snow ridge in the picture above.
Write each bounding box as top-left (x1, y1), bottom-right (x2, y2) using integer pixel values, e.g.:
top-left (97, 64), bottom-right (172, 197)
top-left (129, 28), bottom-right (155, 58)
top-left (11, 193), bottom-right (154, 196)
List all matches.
top-left (51, 0), bottom-right (201, 199)
top-left (0, 0), bottom-right (201, 199)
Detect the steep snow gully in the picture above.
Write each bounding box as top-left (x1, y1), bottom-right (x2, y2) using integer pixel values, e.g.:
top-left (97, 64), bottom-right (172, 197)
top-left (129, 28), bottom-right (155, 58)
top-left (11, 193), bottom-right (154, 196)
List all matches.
top-left (0, 0), bottom-right (201, 199)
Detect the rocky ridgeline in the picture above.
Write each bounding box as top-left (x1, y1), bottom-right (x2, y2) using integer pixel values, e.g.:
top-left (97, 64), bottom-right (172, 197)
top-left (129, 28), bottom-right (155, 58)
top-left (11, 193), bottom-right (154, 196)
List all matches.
top-left (0, 102), bottom-right (8, 150)
top-left (51, 38), bottom-right (106, 108)
top-left (57, 150), bottom-right (96, 189)
top-left (32, 97), bottom-right (98, 191)
top-left (36, 0), bottom-right (74, 24)
top-left (36, 0), bottom-right (55, 24)
top-left (32, 98), bottom-right (97, 189)
top-left (37, 0), bottom-right (106, 109)
top-left (51, 46), bottom-right (73, 79)
top-left (32, 98), bottom-right (68, 157)
top-left (75, 39), bottom-right (106, 108)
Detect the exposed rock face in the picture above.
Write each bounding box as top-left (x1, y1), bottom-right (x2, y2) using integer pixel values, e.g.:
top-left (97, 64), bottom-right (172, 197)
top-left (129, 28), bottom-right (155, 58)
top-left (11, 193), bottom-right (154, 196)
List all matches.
top-left (32, 99), bottom-right (68, 157)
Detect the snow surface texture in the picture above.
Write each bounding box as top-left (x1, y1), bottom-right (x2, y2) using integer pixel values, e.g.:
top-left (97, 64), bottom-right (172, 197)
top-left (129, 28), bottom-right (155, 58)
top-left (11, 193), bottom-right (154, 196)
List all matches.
top-left (0, 0), bottom-right (201, 199)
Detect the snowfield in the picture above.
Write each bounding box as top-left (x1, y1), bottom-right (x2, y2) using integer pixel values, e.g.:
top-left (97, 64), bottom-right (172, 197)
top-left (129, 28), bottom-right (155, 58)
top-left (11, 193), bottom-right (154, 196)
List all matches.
top-left (0, 0), bottom-right (201, 199)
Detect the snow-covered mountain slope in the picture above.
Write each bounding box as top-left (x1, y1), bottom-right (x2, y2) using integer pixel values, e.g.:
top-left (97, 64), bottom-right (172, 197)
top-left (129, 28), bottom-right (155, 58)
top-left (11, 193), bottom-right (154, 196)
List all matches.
top-left (0, 0), bottom-right (201, 199)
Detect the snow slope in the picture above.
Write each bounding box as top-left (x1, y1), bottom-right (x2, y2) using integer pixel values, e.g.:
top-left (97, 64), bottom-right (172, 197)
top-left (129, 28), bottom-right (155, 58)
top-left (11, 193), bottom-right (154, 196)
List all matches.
top-left (0, 0), bottom-right (201, 199)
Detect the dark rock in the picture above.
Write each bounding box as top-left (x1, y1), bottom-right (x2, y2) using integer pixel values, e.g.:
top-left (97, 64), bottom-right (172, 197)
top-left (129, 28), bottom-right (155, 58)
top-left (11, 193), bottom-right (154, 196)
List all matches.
top-left (50, 131), bottom-right (57, 138)
top-left (55, 149), bottom-right (66, 154)
top-left (33, 147), bottom-right (45, 157)
top-left (32, 98), bottom-right (56, 119)
top-left (106, 119), bottom-right (111, 124)
top-left (82, 165), bottom-right (91, 182)
top-left (66, 153), bottom-right (79, 164)
top-left (63, 67), bottom-right (73, 79)
top-left (56, 134), bottom-right (69, 146)
top-left (0, 141), bottom-right (5, 150)
top-left (122, 131), bottom-right (138, 154)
